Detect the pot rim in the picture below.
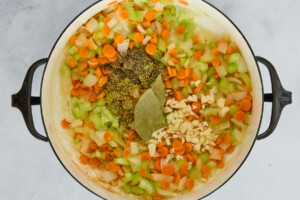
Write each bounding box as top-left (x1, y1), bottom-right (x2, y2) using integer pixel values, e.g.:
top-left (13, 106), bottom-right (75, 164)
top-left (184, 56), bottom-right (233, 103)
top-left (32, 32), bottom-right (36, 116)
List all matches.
top-left (39, 0), bottom-right (264, 199)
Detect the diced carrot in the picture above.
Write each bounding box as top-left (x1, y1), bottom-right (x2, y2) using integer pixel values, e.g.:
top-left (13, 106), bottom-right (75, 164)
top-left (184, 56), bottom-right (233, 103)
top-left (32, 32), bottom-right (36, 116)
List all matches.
top-left (179, 79), bottom-right (189, 87)
top-left (174, 146), bottom-right (185, 155)
top-left (145, 11), bottom-right (156, 21)
top-left (96, 91), bottom-right (105, 100)
top-left (217, 160), bottom-right (225, 168)
top-left (79, 47), bottom-right (90, 58)
top-left (240, 99), bottom-right (252, 111)
top-left (193, 50), bottom-right (205, 61)
top-left (133, 32), bottom-right (144, 43)
top-left (190, 74), bottom-right (198, 81)
top-left (158, 146), bottom-right (169, 157)
top-left (173, 173), bottom-right (181, 184)
top-left (104, 131), bottom-right (114, 141)
top-left (193, 82), bottom-right (203, 93)
top-left (185, 66), bottom-right (192, 78)
top-left (107, 1), bottom-right (118, 6)
top-left (103, 44), bottom-right (116, 58)
top-left (162, 164), bottom-right (175, 176)
top-left (150, 33), bottom-right (157, 44)
top-left (210, 115), bottom-right (221, 124)
top-left (101, 24), bottom-right (111, 36)
top-left (129, 41), bottom-right (134, 50)
top-left (154, 159), bottom-right (161, 171)
top-left (234, 111), bottom-right (246, 122)
top-left (70, 35), bottom-right (78, 44)
top-left (158, 141), bottom-right (166, 148)
top-left (94, 67), bottom-right (102, 78)
top-left (164, 80), bottom-right (173, 89)
top-left (185, 178), bottom-right (195, 189)
top-left (169, 48), bottom-right (178, 57)
top-left (225, 100), bottom-right (235, 107)
top-left (173, 90), bottom-right (184, 101)
top-left (178, 0), bottom-right (189, 6)
top-left (212, 57), bottom-right (220, 67)
top-left (98, 55), bottom-right (109, 64)
top-left (88, 57), bottom-right (98, 68)
top-left (210, 148), bottom-right (224, 160)
top-left (180, 171), bottom-right (188, 177)
top-left (162, 21), bottom-right (170, 29)
top-left (139, 168), bottom-right (148, 177)
top-left (172, 139), bottom-right (184, 150)
top-left (176, 26), bottom-right (185, 34)
top-left (141, 152), bottom-right (151, 161)
top-left (125, 140), bottom-right (131, 147)
top-left (161, 180), bottom-right (170, 190)
top-left (88, 122), bottom-right (95, 130)
top-left (85, 39), bottom-right (95, 50)
top-left (109, 161), bottom-right (120, 172)
top-left (114, 34), bottom-right (125, 44)
top-left (191, 102), bottom-right (201, 113)
top-left (223, 133), bottom-right (231, 144)
top-left (226, 145), bottom-right (235, 154)
top-left (193, 35), bottom-right (199, 44)
top-left (67, 58), bottom-right (77, 68)
top-left (90, 157), bottom-right (100, 167)
top-left (79, 61), bottom-right (88, 70)
top-left (170, 57), bottom-right (179, 64)
top-left (176, 69), bottom-right (186, 80)
top-left (61, 119), bottom-right (70, 129)
top-left (227, 45), bottom-right (236, 54)
top-left (213, 72), bottom-right (219, 79)
top-left (129, 20), bottom-right (137, 25)
top-left (123, 149), bottom-right (130, 158)
top-left (141, 19), bottom-right (151, 28)
top-left (146, 43), bottom-right (157, 55)
top-left (184, 142), bottom-right (193, 154)
top-left (78, 87), bottom-right (89, 96)
top-left (180, 162), bottom-right (189, 172)
top-left (187, 115), bottom-right (195, 121)
top-left (171, 68), bottom-right (177, 77)
top-left (201, 165), bottom-right (210, 179)
top-left (70, 88), bottom-right (79, 97)
top-left (98, 76), bottom-right (108, 87)
top-left (120, 10), bottom-right (129, 20)
top-left (211, 48), bottom-right (219, 56)
top-left (152, 194), bottom-right (163, 200)
top-left (89, 141), bottom-right (98, 150)
top-left (79, 154), bottom-right (90, 165)
top-left (161, 29), bottom-right (170, 40)
top-left (224, 54), bottom-right (230, 60)
top-left (215, 136), bottom-right (223, 146)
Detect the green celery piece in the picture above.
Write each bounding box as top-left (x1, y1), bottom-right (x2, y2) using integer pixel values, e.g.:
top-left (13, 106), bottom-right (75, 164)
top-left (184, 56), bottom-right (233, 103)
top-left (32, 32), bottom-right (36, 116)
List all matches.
top-left (70, 97), bottom-right (78, 106)
top-left (219, 77), bottom-right (229, 90)
top-left (228, 82), bottom-right (237, 93)
top-left (206, 68), bottom-right (215, 78)
top-left (102, 108), bottom-right (114, 121)
top-left (180, 58), bottom-right (187, 67)
top-left (171, 78), bottom-right (180, 90)
top-left (115, 158), bottom-right (130, 166)
top-left (188, 167), bottom-right (199, 179)
top-left (229, 105), bottom-right (239, 116)
top-left (90, 114), bottom-right (102, 130)
top-left (140, 161), bottom-right (149, 169)
top-left (96, 99), bottom-right (106, 107)
top-left (182, 86), bottom-right (191, 98)
top-left (192, 67), bottom-right (201, 81)
top-left (73, 53), bottom-right (81, 61)
top-left (207, 160), bottom-right (217, 168)
top-left (131, 187), bottom-right (144, 195)
top-left (152, 50), bottom-right (162, 60)
top-left (162, 114), bottom-right (167, 125)
top-left (89, 68), bottom-right (95, 74)
top-left (227, 63), bottom-right (238, 73)
top-left (209, 41), bottom-right (216, 49)
top-left (200, 50), bottom-right (213, 63)
top-left (135, 11), bottom-right (144, 22)
top-left (68, 46), bottom-right (78, 55)
top-left (158, 38), bottom-right (166, 52)
top-left (132, 173), bottom-right (142, 185)
top-left (74, 138), bottom-right (79, 144)
top-left (228, 53), bottom-right (240, 64)
top-left (198, 62), bottom-right (208, 72)
top-left (72, 107), bottom-right (81, 119)
top-left (203, 107), bottom-right (219, 117)
top-left (146, 27), bottom-right (153, 35)
top-left (123, 172), bottom-right (134, 183)
top-left (98, 13), bottom-right (104, 22)
top-left (90, 152), bottom-right (96, 158)
top-left (240, 73), bottom-right (252, 86)
top-left (128, 7), bottom-right (137, 21)
top-left (60, 64), bottom-right (71, 77)
top-left (80, 110), bottom-right (89, 119)
top-left (198, 152), bottom-right (210, 164)
top-left (138, 179), bottom-right (155, 194)
top-left (123, 185), bottom-right (131, 194)
top-left (79, 103), bottom-right (92, 112)
top-left (207, 77), bottom-right (217, 88)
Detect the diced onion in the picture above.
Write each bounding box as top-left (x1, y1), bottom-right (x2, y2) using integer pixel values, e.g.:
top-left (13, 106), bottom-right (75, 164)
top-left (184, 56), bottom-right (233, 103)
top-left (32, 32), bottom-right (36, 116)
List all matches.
top-left (101, 171), bottom-right (118, 182)
top-left (86, 18), bottom-right (98, 33)
top-left (227, 77), bottom-right (242, 84)
top-left (217, 41), bottom-right (228, 54)
top-left (142, 36), bottom-right (151, 45)
top-left (148, 144), bottom-right (156, 157)
top-left (154, 2), bottom-right (165, 12)
top-left (83, 74), bottom-right (99, 87)
top-left (151, 174), bottom-right (174, 182)
top-left (215, 65), bottom-right (228, 77)
top-left (231, 118), bottom-right (246, 129)
top-left (155, 21), bottom-right (163, 34)
top-left (219, 119), bottom-right (231, 130)
top-left (178, 176), bottom-right (187, 190)
top-left (156, 188), bottom-right (177, 197)
top-left (167, 43), bottom-right (175, 52)
top-left (184, 57), bottom-right (190, 67)
top-left (219, 142), bottom-right (230, 151)
top-left (232, 91), bottom-right (247, 101)
top-left (137, 23), bottom-right (146, 34)
top-left (107, 18), bottom-right (118, 28)
top-left (71, 119), bottom-right (83, 128)
top-left (117, 39), bottom-right (130, 53)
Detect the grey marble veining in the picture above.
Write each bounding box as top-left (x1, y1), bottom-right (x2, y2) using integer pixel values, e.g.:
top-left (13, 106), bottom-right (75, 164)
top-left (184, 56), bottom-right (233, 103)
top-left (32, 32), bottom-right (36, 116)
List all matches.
top-left (0, 0), bottom-right (299, 199)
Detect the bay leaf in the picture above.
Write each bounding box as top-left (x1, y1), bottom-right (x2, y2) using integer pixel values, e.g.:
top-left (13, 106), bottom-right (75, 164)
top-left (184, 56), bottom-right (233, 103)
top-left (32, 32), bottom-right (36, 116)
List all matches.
top-left (151, 74), bottom-right (166, 111)
top-left (134, 89), bottom-right (164, 141)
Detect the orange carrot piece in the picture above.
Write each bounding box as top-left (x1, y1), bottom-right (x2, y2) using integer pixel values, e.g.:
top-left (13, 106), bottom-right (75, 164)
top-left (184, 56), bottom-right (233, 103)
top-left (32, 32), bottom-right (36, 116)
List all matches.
top-left (164, 80), bottom-right (173, 89)
top-left (223, 133), bottom-right (231, 144)
top-left (145, 11), bottom-right (156, 21)
top-left (90, 157), bottom-right (100, 167)
top-left (176, 69), bottom-right (186, 80)
top-left (109, 161), bottom-right (120, 172)
top-left (191, 102), bottom-right (201, 113)
top-left (234, 111), bottom-right (246, 122)
top-left (172, 139), bottom-right (184, 150)
top-left (226, 45), bottom-right (236, 54)
top-left (79, 47), bottom-right (90, 58)
top-left (96, 91), bottom-right (105, 100)
top-left (211, 48), bottom-right (220, 56)
top-left (129, 20), bottom-right (137, 25)
top-left (193, 35), bottom-right (199, 44)
top-left (162, 164), bottom-right (175, 176)
top-left (210, 148), bottom-right (224, 160)
top-left (61, 119), bottom-right (70, 129)
top-left (174, 146), bottom-right (185, 155)
top-left (89, 142), bottom-right (98, 150)
top-left (169, 49), bottom-right (178, 57)
top-left (67, 58), bottom-right (77, 68)
top-left (129, 41), bottom-right (134, 49)
top-left (187, 115), bottom-right (195, 121)
top-left (94, 67), bottom-right (103, 78)
top-left (103, 44), bottom-right (116, 58)
top-left (133, 32), bottom-right (144, 43)
top-left (201, 165), bottom-right (210, 179)
top-left (79, 154), bottom-right (90, 165)
top-left (217, 160), bottom-right (225, 168)
top-left (240, 99), bottom-right (252, 111)
top-left (150, 33), bottom-right (157, 44)
top-left (107, 1), bottom-right (118, 6)
top-left (225, 100), bottom-right (235, 107)
top-left (141, 19), bottom-right (151, 28)
top-left (154, 159), bottom-right (161, 171)
top-left (215, 136), bottom-right (223, 146)
top-left (161, 29), bottom-right (170, 40)
top-left (146, 43), bottom-right (157, 55)
top-left (88, 57), bottom-right (98, 68)
top-left (158, 141), bottom-right (166, 148)
top-left (193, 83), bottom-right (203, 93)
top-left (161, 180), bottom-right (171, 190)
top-left (101, 24), bottom-right (111, 36)
top-left (123, 149), bottom-right (130, 158)
top-left (158, 146), bottom-right (169, 157)
top-left (120, 10), bottom-right (129, 20)
top-left (85, 39), bottom-right (95, 50)
top-left (210, 115), bottom-right (221, 124)
top-left (70, 35), bottom-right (78, 44)
top-left (114, 34), bottom-right (125, 44)
top-left (104, 131), bottom-right (114, 141)
top-left (179, 0), bottom-right (189, 6)
top-left (190, 74), bottom-right (198, 82)
top-left (226, 145), bottom-right (235, 154)
top-left (139, 168), bottom-right (147, 177)
top-left (88, 122), bottom-right (95, 130)
top-left (173, 173), bottom-right (181, 184)
top-left (183, 143), bottom-right (192, 154)
top-left (185, 178), bottom-right (195, 190)
top-left (212, 57), bottom-right (220, 67)
top-left (176, 26), bottom-right (185, 34)
top-left (180, 171), bottom-right (188, 177)
top-left (180, 162), bottom-right (189, 172)
top-left (141, 152), bottom-right (151, 161)
top-left (179, 79), bottom-right (189, 87)
top-left (174, 90), bottom-right (184, 101)
top-left (193, 50), bottom-right (205, 61)
top-left (162, 21), bottom-right (170, 29)
top-left (185, 66), bottom-right (192, 78)
top-left (152, 194), bottom-right (163, 200)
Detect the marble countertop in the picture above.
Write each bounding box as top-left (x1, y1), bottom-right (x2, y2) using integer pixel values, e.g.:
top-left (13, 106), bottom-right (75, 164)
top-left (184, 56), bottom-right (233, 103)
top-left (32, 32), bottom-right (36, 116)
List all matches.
top-left (0, 0), bottom-right (299, 199)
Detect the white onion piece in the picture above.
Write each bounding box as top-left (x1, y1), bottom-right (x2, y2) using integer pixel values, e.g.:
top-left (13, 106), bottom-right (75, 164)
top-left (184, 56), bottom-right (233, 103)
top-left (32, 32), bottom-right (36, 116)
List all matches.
top-left (217, 41), bottom-right (228, 54)
top-left (137, 23), bottom-right (146, 34)
top-left (154, 2), bottom-right (165, 12)
top-left (219, 119), bottom-right (231, 130)
top-left (151, 22), bottom-right (158, 33)
top-left (160, 158), bottom-right (168, 169)
top-left (142, 36), bottom-right (151, 45)
top-left (176, 53), bottom-right (186, 58)
top-left (71, 119), bottom-right (83, 128)
top-left (151, 174), bottom-right (174, 182)
top-left (219, 142), bottom-right (230, 151)
top-left (227, 77), bottom-right (242, 84)
top-left (184, 57), bottom-right (190, 67)
top-left (167, 43), bottom-right (175, 52)
top-left (155, 21), bottom-right (163, 34)
top-left (117, 39), bottom-right (130, 53)
top-left (178, 176), bottom-right (187, 190)
top-left (89, 131), bottom-right (106, 147)
top-left (231, 118), bottom-right (246, 129)
top-left (86, 18), bottom-right (98, 33)
top-left (83, 74), bottom-right (98, 87)
top-left (215, 65), bottom-right (228, 77)
top-left (80, 139), bottom-right (90, 154)
top-left (107, 18), bottom-right (118, 28)
top-left (232, 91), bottom-right (247, 101)
top-left (101, 171), bottom-right (118, 182)
top-left (156, 188), bottom-right (177, 197)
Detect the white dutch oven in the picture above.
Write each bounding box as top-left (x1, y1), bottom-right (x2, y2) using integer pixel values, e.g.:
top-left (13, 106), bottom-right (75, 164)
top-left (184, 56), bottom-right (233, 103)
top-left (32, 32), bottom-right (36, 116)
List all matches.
top-left (12, 0), bottom-right (292, 199)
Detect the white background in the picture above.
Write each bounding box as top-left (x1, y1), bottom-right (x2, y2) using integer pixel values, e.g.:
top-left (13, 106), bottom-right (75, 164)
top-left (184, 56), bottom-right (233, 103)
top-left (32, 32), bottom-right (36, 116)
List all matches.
top-left (0, 0), bottom-right (299, 199)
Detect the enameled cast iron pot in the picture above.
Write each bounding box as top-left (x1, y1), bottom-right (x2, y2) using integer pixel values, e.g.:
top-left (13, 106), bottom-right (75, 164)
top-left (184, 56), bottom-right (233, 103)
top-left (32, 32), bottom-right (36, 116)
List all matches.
top-left (11, 0), bottom-right (292, 199)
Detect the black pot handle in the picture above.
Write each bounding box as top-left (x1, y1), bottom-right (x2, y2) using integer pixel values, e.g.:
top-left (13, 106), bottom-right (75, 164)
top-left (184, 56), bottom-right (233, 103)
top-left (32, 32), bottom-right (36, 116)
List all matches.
top-left (256, 56), bottom-right (292, 140)
top-left (11, 58), bottom-right (49, 142)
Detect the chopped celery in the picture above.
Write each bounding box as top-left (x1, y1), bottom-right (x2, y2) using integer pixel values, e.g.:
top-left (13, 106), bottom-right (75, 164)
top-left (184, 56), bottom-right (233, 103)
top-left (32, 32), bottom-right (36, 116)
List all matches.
top-left (188, 167), bottom-right (200, 179)
top-left (203, 107), bottom-right (218, 117)
top-left (79, 103), bottom-right (92, 112)
top-left (135, 11), bottom-right (144, 22)
top-left (80, 110), bottom-right (89, 119)
top-left (131, 186), bottom-right (144, 195)
top-left (228, 82), bottom-right (237, 93)
top-left (140, 161), bottom-right (149, 169)
top-left (229, 105), bottom-right (239, 116)
top-left (90, 114), bottom-right (102, 130)
top-left (60, 64), bottom-right (71, 77)
top-left (184, 31), bottom-right (193, 41)
top-left (128, 32), bottom-right (134, 40)
top-left (134, 42), bottom-right (140, 48)
top-left (73, 53), bottom-right (81, 61)
top-left (90, 152), bottom-right (96, 158)
top-left (132, 173), bottom-right (142, 185)
top-left (112, 131), bottom-right (125, 146)
top-left (152, 50), bottom-right (162, 60)
top-left (74, 138), bottom-right (79, 144)
top-left (240, 73), bottom-right (252, 86)
top-left (138, 179), bottom-right (155, 194)
top-left (227, 63), bottom-right (238, 73)
top-left (206, 68), bottom-right (215, 78)
top-left (228, 53), bottom-right (240, 64)
top-left (162, 114), bottom-right (167, 125)
top-left (207, 160), bottom-right (217, 168)
top-left (171, 78), bottom-right (180, 90)
top-left (128, 156), bottom-right (141, 172)
top-left (102, 108), bottom-right (114, 121)
top-left (128, 7), bottom-right (137, 21)
top-left (186, 50), bottom-right (194, 57)
top-left (96, 47), bottom-right (103, 55)
top-left (219, 77), bottom-right (229, 90)
top-left (145, 27), bottom-right (153, 35)
top-left (122, 172), bottom-right (134, 183)
top-left (98, 13), bottom-right (104, 22)
top-left (207, 77), bottom-right (217, 88)
top-left (198, 152), bottom-right (210, 164)
top-left (89, 68), bottom-right (95, 74)
top-left (209, 41), bottom-right (216, 49)
top-left (115, 158), bottom-right (130, 166)
top-left (198, 62), bottom-right (208, 72)
top-left (123, 185), bottom-right (131, 194)
top-left (158, 38), bottom-right (166, 52)
top-left (180, 58), bottom-right (187, 67)
top-left (70, 97), bottom-right (78, 106)
top-left (72, 107), bottom-right (81, 119)
top-left (182, 85), bottom-right (192, 98)
top-left (200, 50), bottom-right (213, 63)
top-left (96, 98), bottom-right (106, 107)
top-left (68, 46), bottom-right (78, 55)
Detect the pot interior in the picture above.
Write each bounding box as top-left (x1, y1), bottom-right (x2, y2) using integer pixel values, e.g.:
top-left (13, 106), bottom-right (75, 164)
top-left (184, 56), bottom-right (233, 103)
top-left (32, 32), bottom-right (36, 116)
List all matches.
top-left (41, 0), bottom-right (263, 199)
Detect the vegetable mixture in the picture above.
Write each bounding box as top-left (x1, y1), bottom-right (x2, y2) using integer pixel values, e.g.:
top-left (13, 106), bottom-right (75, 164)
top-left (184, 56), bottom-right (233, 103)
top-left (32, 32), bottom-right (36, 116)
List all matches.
top-left (60, 0), bottom-right (253, 199)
